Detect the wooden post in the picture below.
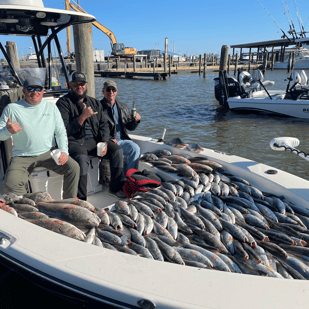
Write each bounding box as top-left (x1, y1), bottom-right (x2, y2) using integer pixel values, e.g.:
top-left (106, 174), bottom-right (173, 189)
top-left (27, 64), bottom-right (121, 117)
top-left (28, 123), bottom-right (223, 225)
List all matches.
top-left (198, 54), bottom-right (201, 75)
top-left (262, 50), bottom-right (268, 75)
top-left (5, 41), bottom-right (20, 70)
top-left (73, 22), bottom-right (95, 97)
top-left (248, 48), bottom-right (251, 72)
top-left (203, 53), bottom-right (207, 78)
top-left (169, 55), bottom-right (171, 77)
top-left (219, 45), bottom-right (229, 72)
top-left (227, 54), bottom-right (231, 74)
top-left (133, 55), bottom-right (136, 72)
top-left (271, 47), bottom-right (275, 71)
top-left (287, 52), bottom-right (292, 73)
top-left (163, 53), bottom-right (167, 72)
top-left (234, 53), bottom-right (238, 76)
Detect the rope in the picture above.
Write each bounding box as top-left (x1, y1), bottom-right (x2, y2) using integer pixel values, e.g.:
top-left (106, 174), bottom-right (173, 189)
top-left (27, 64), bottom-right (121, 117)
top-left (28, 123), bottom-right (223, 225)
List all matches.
top-left (273, 143), bottom-right (309, 161)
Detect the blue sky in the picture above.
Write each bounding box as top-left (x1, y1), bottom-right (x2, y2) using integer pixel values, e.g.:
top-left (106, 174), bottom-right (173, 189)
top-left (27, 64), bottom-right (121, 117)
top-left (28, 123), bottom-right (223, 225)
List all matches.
top-left (6, 0), bottom-right (309, 57)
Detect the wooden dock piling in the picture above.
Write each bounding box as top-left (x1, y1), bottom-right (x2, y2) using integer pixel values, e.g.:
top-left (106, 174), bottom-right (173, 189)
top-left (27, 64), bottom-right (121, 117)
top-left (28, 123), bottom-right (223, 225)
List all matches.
top-left (219, 45), bottom-right (229, 72)
top-left (234, 53), bottom-right (238, 76)
top-left (203, 53), bottom-right (207, 78)
top-left (5, 41), bottom-right (20, 70)
top-left (73, 22), bottom-right (95, 97)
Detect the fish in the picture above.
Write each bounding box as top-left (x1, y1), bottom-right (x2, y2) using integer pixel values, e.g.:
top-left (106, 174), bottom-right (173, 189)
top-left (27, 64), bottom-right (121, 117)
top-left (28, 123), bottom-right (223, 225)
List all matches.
top-left (23, 191), bottom-right (53, 202)
top-left (173, 164), bottom-right (197, 178)
top-left (164, 137), bottom-right (187, 149)
top-left (0, 204), bottom-right (18, 216)
top-left (128, 242), bottom-right (154, 259)
top-left (130, 228), bottom-right (146, 247)
top-left (187, 163), bottom-right (213, 173)
top-left (96, 229), bottom-right (122, 246)
top-left (107, 212), bottom-right (123, 231)
top-left (10, 203), bottom-right (39, 213)
top-left (187, 143), bottom-right (204, 153)
top-left (153, 237), bottom-right (184, 264)
top-left (19, 211), bottom-right (49, 220)
top-left (174, 247), bottom-right (213, 266)
top-left (27, 218), bottom-right (85, 241)
top-left (36, 202), bottom-right (101, 228)
top-left (85, 227), bottom-right (96, 244)
top-left (144, 236), bottom-right (164, 261)
top-left (114, 200), bottom-right (131, 216)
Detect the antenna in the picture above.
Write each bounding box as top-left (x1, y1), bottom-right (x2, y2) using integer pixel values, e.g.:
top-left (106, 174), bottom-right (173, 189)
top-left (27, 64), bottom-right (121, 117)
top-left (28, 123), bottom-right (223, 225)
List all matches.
top-left (258, 1), bottom-right (291, 42)
top-left (293, 0), bottom-right (306, 38)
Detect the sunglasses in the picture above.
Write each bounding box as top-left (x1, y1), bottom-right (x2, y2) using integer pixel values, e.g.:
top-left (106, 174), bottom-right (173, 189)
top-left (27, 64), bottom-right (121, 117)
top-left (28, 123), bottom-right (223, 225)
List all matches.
top-left (105, 87), bottom-right (117, 93)
top-left (25, 86), bottom-right (43, 92)
top-left (72, 82), bottom-right (86, 87)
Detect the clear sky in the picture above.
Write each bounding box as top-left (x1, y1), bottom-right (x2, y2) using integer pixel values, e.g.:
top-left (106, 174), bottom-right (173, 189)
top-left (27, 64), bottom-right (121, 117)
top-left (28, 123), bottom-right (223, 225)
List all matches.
top-left (5, 0), bottom-right (309, 58)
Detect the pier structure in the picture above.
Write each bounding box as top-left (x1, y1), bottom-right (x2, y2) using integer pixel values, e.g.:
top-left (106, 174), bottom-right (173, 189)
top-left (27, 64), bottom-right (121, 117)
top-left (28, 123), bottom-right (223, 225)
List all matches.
top-left (230, 37), bottom-right (309, 73)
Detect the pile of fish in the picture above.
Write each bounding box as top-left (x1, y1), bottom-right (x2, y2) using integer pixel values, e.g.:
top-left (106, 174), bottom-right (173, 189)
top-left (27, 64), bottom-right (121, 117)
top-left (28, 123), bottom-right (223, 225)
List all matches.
top-left (2, 150), bottom-right (309, 280)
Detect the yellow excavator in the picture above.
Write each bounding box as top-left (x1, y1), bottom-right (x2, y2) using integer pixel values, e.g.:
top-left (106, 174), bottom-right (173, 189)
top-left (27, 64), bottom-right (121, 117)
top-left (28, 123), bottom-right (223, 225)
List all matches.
top-left (65, 0), bottom-right (136, 57)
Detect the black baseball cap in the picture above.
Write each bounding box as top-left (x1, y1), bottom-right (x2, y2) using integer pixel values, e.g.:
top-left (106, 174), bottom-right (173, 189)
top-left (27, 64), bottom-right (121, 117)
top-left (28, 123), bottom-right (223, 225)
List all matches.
top-left (69, 71), bottom-right (87, 83)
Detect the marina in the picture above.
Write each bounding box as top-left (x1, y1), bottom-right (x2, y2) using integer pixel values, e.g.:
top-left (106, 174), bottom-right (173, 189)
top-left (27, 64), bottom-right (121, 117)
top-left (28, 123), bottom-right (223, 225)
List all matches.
top-left (1, 0), bottom-right (309, 308)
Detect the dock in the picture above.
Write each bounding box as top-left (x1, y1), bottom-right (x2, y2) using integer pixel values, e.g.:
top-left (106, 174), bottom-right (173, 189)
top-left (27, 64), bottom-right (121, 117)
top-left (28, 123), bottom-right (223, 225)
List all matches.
top-left (94, 70), bottom-right (169, 80)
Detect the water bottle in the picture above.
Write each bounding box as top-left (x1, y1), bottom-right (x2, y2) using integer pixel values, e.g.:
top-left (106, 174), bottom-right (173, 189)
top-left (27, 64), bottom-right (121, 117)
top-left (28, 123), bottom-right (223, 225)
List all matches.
top-left (131, 101), bottom-right (137, 119)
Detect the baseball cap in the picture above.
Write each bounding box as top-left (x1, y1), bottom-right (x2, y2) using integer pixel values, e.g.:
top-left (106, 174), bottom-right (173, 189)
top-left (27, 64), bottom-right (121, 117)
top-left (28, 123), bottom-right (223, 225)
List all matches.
top-left (103, 80), bottom-right (117, 90)
top-left (23, 77), bottom-right (43, 88)
top-left (69, 71), bottom-right (87, 83)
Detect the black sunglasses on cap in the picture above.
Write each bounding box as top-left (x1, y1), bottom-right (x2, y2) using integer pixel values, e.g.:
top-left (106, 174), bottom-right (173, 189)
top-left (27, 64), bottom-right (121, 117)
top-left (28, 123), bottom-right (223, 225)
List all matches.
top-left (25, 86), bottom-right (43, 92)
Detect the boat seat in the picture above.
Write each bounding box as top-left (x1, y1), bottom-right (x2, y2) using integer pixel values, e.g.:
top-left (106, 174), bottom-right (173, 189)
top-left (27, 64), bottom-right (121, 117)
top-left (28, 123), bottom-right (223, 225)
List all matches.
top-left (28, 156), bottom-right (103, 200)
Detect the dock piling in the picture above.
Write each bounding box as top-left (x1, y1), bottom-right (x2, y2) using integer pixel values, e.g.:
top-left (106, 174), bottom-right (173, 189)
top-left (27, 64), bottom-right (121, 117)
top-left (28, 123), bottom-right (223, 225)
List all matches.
top-left (219, 45), bottom-right (229, 72)
top-left (73, 22), bottom-right (95, 97)
top-left (5, 41), bottom-right (20, 70)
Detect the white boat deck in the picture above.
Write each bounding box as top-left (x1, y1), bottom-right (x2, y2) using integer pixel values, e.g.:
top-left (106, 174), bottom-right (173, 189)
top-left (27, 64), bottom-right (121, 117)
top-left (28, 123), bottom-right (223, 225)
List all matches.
top-left (1, 136), bottom-right (309, 309)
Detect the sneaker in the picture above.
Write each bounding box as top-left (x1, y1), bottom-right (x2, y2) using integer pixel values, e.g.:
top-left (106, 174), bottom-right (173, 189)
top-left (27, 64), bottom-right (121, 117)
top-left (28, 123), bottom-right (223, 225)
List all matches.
top-left (108, 190), bottom-right (126, 199)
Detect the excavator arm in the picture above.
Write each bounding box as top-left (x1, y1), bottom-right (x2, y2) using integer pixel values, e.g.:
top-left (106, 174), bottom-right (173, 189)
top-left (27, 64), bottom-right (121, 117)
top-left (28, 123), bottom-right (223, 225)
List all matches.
top-left (65, 0), bottom-right (136, 57)
top-left (67, 0), bottom-right (117, 49)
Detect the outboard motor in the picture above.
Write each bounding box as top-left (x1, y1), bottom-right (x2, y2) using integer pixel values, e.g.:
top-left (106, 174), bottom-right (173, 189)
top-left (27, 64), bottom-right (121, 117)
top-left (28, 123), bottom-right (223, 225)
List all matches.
top-left (214, 70), bottom-right (243, 106)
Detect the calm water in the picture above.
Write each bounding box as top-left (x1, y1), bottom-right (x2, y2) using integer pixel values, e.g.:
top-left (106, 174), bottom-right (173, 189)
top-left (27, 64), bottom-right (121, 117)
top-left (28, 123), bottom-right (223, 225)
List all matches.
top-left (95, 69), bottom-right (309, 181)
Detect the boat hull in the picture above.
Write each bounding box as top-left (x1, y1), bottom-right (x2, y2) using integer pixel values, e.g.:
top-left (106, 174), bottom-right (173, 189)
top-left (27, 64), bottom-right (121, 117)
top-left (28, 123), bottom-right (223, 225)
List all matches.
top-left (0, 135), bottom-right (309, 308)
top-left (228, 93), bottom-right (309, 119)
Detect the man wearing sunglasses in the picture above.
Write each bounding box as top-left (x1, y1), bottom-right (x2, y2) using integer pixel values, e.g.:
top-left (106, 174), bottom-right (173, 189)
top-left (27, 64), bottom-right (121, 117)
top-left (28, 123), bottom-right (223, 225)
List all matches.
top-left (0, 77), bottom-right (80, 198)
top-left (100, 80), bottom-right (141, 181)
top-left (56, 72), bottom-right (125, 200)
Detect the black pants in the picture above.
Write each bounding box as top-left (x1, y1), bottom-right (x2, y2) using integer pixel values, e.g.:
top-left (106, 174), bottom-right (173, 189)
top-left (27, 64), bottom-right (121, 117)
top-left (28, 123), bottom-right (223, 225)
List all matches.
top-left (69, 138), bottom-right (123, 200)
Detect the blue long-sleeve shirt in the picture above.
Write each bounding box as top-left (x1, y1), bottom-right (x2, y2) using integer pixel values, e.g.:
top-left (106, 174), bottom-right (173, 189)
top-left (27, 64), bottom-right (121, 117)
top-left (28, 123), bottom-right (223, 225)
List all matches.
top-left (0, 99), bottom-right (68, 157)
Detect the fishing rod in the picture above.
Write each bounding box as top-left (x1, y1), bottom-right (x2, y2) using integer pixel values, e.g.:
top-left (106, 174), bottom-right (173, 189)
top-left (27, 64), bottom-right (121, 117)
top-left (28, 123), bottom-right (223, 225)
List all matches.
top-left (293, 0), bottom-right (306, 38)
top-left (270, 137), bottom-right (309, 162)
top-left (282, 0), bottom-right (297, 39)
top-left (258, 1), bottom-right (292, 42)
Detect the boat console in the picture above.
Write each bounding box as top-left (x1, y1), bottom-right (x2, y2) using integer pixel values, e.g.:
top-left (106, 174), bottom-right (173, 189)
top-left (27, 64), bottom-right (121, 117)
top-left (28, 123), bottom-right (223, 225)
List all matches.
top-left (285, 70), bottom-right (309, 100)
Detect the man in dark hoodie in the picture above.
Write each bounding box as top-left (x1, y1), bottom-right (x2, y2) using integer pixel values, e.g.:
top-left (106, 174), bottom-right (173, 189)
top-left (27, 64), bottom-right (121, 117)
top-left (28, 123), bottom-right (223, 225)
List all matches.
top-left (56, 72), bottom-right (125, 200)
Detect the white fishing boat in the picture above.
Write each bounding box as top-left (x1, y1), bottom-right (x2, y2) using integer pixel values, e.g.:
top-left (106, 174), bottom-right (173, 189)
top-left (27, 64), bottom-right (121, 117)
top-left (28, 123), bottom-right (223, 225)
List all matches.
top-left (274, 46), bottom-right (309, 70)
top-left (215, 69), bottom-right (309, 119)
top-left (2, 1), bottom-right (309, 309)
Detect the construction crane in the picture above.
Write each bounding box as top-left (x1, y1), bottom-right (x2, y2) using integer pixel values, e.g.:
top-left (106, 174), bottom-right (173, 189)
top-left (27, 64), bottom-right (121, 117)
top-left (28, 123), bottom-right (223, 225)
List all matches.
top-left (65, 0), bottom-right (136, 57)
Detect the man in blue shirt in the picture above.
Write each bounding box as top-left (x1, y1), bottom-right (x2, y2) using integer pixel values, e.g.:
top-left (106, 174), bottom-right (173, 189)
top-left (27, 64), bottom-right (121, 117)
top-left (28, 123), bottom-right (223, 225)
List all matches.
top-left (0, 77), bottom-right (80, 198)
top-left (100, 80), bottom-right (141, 185)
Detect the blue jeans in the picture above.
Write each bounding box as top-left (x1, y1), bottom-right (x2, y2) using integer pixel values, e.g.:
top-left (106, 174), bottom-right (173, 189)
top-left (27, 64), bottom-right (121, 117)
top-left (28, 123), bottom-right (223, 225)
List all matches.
top-left (117, 139), bottom-right (140, 177)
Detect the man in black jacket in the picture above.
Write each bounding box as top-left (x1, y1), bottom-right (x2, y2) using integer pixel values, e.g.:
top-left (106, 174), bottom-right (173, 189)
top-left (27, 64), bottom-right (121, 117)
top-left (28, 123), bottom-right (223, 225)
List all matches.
top-left (56, 72), bottom-right (125, 200)
top-left (100, 80), bottom-right (141, 178)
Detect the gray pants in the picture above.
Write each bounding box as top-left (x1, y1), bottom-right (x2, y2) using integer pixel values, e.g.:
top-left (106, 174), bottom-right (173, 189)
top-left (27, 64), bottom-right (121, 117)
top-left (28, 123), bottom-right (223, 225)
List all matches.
top-left (4, 150), bottom-right (80, 199)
